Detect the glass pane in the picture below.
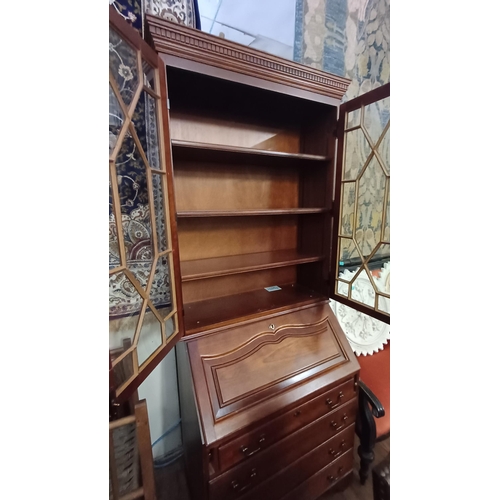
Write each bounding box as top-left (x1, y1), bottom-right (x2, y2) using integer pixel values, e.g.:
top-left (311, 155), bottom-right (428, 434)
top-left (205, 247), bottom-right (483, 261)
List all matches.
top-left (363, 96), bottom-right (390, 145)
top-left (339, 182), bottom-right (356, 237)
top-left (355, 156), bottom-right (387, 258)
top-left (109, 84), bottom-right (124, 155)
top-left (343, 128), bottom-right (371, 181)
top-left (109, 172), bottom-right (120, 269)
top-left (346, 109), bottom-right (360, 129)
top-left (338, 237), bottom-right (363, 272)
top-left (383, 181), bottom-right (390, 242)
top-left (143, 60), bottom-right (156, 91)
top-left (132, 91), bottom-right (161, 170)
top-left (109, 27), bottom-right (140, 108)
top-left (377, 261), bottom-right (390, 296)
top-left (377, 126), bottom-right (390, 174)
top-left (367, 244), bottom-right (390, 292)
top-left (166, 315), bottom-right (177, 341)
top-left (109, 271), bottom-right (144, 326)
top-left (337, 279), bottom-right (349, 298)
top-left (110, 351), bottom-right (135, 393)
top-left (115, 132), bottom-right (154, 289)
top-left (137, 307), bottom-right (163, 366)
top-left (377, 295), bottom-right (390, 314)
top-left (351, 268), bottom-right (376, 307)
top-left (150, 255), bottom-right (173, 320)
top-left (152, 173), bottom-right (169, 253)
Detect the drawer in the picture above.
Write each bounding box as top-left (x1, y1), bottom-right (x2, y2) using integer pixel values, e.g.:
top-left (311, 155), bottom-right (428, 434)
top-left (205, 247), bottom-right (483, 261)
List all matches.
top-left (218, 378), bottom-right (356, 473)
top-left (240, 429), bottom-right (354, 500)
top-left (209, 399), bottom-right (357, 500)
top-left (279, 451), bottom-right (353, 500)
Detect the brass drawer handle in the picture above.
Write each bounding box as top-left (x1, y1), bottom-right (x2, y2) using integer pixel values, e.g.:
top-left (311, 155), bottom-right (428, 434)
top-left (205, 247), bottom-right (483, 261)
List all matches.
top-left (328, 440), bottom-right (346, 458)
top-left (326, 391), bottom-right (345, 409)
top-left (330, 414), bottom-right (348, 431)
top-left (231, 469), bottom-right (258, 493)
top-left (240, 435), bottom-right (265, 457)
top-left (327, 467), bottom-right (344, 483)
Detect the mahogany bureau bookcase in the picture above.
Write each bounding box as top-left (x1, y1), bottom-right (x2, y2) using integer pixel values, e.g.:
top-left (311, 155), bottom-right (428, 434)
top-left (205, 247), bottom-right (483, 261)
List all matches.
top-left (109, 7), bottom-right (390, 500)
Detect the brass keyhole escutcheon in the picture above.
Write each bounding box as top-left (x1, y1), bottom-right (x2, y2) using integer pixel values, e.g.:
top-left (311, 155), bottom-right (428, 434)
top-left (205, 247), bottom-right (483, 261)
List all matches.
top-left (269, 324), bottom-right (275, 330)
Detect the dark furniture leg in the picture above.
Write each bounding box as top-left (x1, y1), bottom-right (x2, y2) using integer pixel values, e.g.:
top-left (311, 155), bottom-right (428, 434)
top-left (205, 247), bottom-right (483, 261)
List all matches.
top-left (355, 380), bottom-right (384, 485)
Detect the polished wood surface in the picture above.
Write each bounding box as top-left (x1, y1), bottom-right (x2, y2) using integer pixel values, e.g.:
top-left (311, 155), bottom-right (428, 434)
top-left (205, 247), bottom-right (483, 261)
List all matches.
top-left (203, 318), bottom-right (346, 419)
top-left (183, 284), bottom-right (325, 334)
top-left (177, 216), bottom-right (298, 260)
top-left (181, 250), bottom-right (324, 281)
top-left (146, 13), bottom-right (364, 499)
top-left (177, 208), bottom-right (329, 217)
top-left (181, 267), bottom-right (297, 303)
top-left (280, 452), bottom-right (354, 500)
top-left (213, 430), bottom-right (354, 500)
top-left (146, 14), bottom-right (350, 101)
top-left (154, 436), bottom-right (390, 500)
top-left (170, 111), bottom-right (301, 152)
top-left (184, 304), bottom-right (359, 445)
top-left (217, 378), bottom-right (356, 472)
top-left (172, 139), bottom-right (330, 162)
top-left (174, 161), bottom-right (301, 212)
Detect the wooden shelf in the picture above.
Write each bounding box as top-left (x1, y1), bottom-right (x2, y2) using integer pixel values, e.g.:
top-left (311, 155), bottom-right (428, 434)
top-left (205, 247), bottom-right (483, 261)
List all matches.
top-left (183, 284), bottom-right (326, 335)
top-left (177, 208), bottom-right (328, 218)
top-left (171, 140), bottom-right (330, 166)
top-left (181, 250), bottom-right (324, 281)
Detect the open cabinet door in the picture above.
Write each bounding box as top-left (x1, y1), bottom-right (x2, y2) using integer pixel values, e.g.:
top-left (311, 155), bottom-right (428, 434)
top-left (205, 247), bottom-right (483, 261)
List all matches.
top-left (331, 83), bottom-right (390, 324)
top-left (109, 6), bottom-right (184, 405)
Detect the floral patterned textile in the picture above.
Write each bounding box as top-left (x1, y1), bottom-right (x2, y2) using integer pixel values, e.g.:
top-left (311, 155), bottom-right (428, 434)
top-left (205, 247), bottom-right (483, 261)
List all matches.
top-left (145, 0), bottom-right (200, 28)
top-left (109, 28), bottom-right (172, 319)
top-left (110, 0), bottom-right (200, 37)
top-left (110, 0), bottom-right (143, 33)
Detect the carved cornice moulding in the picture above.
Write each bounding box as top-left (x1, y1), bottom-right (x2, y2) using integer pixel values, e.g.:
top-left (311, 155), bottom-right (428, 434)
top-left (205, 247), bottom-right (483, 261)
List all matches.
top-left (145, 14), bottom-right (351, 100)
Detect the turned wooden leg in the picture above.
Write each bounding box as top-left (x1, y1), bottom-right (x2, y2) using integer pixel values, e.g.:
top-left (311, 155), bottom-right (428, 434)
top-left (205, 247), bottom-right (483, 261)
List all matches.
top-left (355, 383), bottom-right (378, 485)
top-left (358, 444), bottom-right (374, 485)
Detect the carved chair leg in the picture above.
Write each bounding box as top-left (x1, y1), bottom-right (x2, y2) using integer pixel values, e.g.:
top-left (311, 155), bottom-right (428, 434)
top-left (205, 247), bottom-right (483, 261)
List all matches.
top-left (358, 444), bottom-right (374, 485)
top-left (355, 388), bottom-right (377, 485)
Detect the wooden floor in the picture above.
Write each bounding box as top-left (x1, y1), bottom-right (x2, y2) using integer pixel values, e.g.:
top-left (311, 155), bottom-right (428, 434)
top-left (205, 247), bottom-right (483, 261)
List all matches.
top-left (155, 435), bottom-right (389, 500)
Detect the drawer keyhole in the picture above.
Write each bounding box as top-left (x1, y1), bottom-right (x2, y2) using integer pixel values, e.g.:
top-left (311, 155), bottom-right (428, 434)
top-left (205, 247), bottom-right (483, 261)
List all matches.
top-left (269, 324), bottom-right (275, 330)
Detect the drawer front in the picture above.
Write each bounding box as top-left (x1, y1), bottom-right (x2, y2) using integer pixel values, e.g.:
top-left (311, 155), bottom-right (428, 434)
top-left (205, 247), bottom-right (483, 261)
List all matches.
top-left (218, 378), bottom-right (356, 473)
top-left (240, 430), bottom-right (355, 500)
top-left (209, 400), bottom-right (357, 500)
top-left (279, 451), bottom-right (353, 500)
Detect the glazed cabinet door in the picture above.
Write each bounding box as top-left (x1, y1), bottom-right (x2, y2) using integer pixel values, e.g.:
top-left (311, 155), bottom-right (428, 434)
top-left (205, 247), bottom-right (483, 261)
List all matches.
top-left (331, 83), bottom-right (390, 324)
top-left (109, 7), bottom-right (184, 404)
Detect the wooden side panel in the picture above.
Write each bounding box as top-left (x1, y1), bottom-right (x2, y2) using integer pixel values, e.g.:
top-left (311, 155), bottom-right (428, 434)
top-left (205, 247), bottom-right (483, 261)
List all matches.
top-left (176, 342), bottom-right (208, 500)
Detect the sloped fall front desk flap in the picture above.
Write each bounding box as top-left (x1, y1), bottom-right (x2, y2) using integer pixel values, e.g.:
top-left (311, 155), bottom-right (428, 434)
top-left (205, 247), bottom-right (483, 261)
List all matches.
top-left (186, 303), bottom-right (360, 445)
